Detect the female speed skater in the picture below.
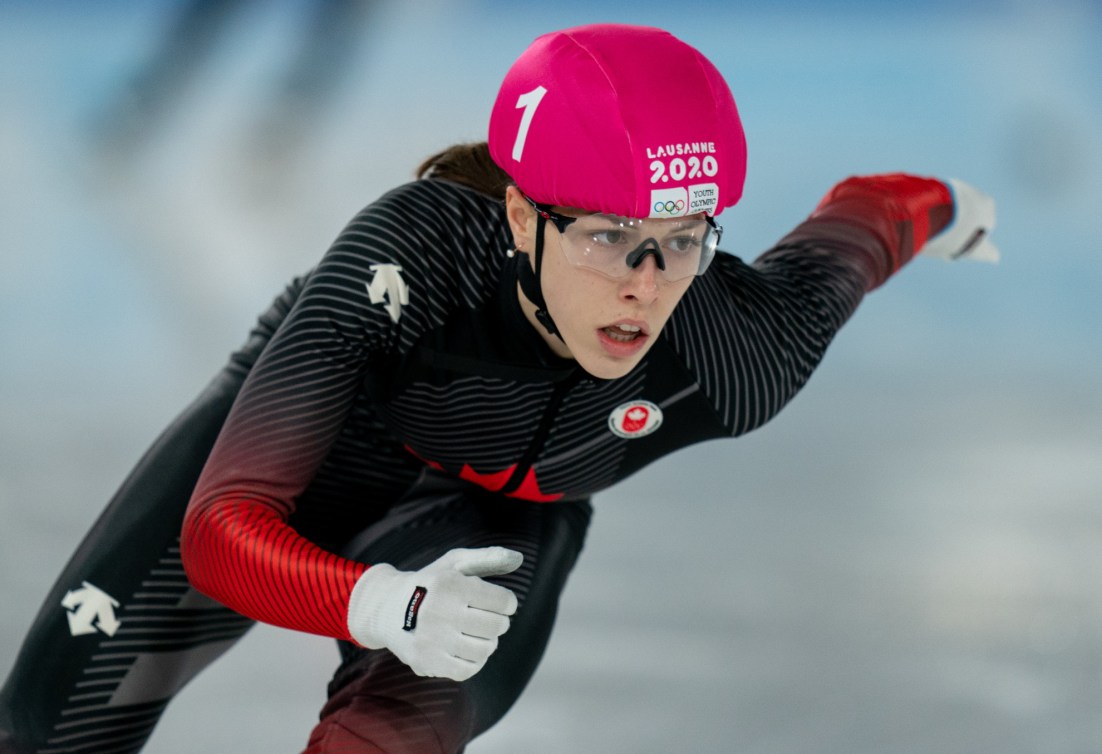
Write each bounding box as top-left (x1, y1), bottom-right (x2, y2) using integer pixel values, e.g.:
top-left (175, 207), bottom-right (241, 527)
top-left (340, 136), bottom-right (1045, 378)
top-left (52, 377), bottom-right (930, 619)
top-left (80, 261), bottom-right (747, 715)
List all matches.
top-left (0, 22), bottom-right (996, 754)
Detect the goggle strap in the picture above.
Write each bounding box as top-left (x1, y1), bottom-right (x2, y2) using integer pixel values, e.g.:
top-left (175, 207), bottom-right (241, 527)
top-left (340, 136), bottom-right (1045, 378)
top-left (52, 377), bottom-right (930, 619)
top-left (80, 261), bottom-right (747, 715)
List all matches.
top-left (514, 214), bottom-right (561, 339)
top-left (515, 249), bottom-right (542, 307)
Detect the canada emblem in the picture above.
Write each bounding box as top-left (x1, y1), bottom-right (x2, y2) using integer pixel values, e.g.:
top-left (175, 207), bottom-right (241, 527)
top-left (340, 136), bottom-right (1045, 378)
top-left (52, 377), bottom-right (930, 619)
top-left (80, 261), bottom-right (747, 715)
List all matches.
top-left (608, 400), bottom-right (663, 440)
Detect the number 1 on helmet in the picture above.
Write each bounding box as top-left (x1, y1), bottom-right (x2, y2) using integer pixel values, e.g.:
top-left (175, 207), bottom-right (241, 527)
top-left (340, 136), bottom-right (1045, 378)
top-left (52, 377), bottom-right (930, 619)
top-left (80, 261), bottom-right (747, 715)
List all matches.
top-left (512, 85), bottom-right (547, 162)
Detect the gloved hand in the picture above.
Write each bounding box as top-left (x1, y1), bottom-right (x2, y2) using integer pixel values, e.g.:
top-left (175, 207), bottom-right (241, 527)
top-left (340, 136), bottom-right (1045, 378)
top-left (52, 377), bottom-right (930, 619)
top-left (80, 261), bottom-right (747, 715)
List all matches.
top-left (921, 178), bottom-right (999, 263)
top-left (347, 546), bottom-right (523, 681)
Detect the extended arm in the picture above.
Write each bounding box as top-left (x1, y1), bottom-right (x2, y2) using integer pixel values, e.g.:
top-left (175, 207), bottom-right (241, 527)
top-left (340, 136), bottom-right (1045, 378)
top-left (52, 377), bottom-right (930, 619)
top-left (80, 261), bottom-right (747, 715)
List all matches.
top-left (782, 173), bottom-right (997, 291)
top-left (669, 172), bottom-right (997, 438)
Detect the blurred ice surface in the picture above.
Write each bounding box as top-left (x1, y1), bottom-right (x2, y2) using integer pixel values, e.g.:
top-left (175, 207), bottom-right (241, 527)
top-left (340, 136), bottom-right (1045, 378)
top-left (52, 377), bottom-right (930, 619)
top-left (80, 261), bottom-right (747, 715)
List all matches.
top-left (1, 1), bottom-right (1100, 751)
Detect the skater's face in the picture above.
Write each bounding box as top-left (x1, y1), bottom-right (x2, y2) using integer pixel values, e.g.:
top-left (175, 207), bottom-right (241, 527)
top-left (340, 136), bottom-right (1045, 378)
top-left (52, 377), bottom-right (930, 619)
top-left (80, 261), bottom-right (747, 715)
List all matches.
top-left (505, 186), bottom-right (698, 380)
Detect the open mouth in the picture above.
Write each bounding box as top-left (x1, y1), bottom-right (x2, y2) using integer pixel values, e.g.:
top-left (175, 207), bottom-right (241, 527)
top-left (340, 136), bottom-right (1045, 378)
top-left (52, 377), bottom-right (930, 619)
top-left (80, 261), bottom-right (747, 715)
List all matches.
top-left (601, 323), bottom-right (644, 343)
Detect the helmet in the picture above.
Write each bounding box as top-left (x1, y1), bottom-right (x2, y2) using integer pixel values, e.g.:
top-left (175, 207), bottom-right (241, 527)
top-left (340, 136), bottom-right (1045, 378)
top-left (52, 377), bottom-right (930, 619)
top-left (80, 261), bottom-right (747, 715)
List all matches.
top-left (488, 23), bottom-right (746, 219)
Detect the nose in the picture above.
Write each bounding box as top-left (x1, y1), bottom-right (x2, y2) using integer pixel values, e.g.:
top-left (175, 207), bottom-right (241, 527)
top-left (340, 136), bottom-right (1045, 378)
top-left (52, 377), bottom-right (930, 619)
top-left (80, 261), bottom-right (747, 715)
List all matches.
top-left (620, 253), bottom-right (661, 305)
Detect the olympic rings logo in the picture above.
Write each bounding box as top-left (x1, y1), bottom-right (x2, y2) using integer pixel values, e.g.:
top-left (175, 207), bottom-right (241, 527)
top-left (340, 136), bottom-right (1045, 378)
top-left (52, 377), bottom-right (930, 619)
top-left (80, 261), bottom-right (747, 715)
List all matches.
top-left (654, 199), bottom-right (686, 214)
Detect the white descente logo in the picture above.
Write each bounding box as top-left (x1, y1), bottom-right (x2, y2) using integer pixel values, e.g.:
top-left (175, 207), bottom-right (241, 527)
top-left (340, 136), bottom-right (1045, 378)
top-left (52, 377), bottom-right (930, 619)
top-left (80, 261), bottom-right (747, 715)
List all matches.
top-left (61, 581), bottom-right (121, 637)
top-left (366, 264), bottom-right (410, 324)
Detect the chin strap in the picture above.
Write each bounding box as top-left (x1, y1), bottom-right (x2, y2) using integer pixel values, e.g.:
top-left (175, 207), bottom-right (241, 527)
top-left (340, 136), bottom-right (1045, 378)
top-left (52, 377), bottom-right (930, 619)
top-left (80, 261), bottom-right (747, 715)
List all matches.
top-left (514, 213), bottom-right (562, 339)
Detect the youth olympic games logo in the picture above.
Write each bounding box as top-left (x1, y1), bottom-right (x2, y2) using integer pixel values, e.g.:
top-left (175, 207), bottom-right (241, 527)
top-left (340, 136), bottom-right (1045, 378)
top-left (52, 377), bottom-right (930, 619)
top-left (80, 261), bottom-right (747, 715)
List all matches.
top-left (649, 187), bottom-right (688, 218)
top-left (654, 199), bottom-right (686, 214)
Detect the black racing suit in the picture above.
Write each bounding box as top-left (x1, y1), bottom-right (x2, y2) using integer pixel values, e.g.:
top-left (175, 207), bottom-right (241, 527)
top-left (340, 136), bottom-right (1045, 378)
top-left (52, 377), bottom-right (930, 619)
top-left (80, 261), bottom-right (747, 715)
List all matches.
top-left (0, 174), bottom-right (952, 753)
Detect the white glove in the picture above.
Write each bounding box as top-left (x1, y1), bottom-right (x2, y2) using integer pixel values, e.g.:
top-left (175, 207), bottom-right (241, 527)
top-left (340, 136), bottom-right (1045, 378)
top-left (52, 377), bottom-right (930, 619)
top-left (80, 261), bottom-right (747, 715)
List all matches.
top-left (347, 547), bottom-right (523, 681)
top-left (921, 178), bottom-right (999, 263)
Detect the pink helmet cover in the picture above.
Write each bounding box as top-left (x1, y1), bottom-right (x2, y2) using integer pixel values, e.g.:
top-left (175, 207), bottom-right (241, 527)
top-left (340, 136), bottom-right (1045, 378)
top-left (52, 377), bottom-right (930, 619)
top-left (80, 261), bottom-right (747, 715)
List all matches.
top-left (489, 24), bottom-right (747, 219)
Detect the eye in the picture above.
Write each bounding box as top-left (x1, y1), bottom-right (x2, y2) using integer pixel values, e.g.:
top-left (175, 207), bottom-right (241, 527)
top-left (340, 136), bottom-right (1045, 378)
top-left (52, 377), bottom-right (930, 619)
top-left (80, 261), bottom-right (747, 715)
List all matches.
top-left (588, 229), bottom-right (629, 247)
top-left (663, 234), bottom-right (702, 255)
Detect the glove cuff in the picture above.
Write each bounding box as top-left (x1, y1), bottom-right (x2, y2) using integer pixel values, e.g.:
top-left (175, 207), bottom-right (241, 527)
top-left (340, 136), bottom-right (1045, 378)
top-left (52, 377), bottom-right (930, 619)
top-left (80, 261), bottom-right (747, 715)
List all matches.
top-left (347, 563), bottom-right (401, 649)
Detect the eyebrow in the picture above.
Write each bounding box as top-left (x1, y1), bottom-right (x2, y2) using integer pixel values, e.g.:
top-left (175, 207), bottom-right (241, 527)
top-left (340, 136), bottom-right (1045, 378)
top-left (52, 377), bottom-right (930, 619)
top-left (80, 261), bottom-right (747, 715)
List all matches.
top-left (576, 213), bottom-right (706, 228)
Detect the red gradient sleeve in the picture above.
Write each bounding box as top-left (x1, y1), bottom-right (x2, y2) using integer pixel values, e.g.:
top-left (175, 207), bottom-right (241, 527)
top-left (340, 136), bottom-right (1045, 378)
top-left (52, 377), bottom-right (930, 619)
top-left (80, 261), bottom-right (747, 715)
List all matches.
top-left (179, 258), bottom-right (388, 642)
top-left (182, 498), bottom-right (365, 641)
top-left (179, 184), bottom-right (448, 643)
top-left (781, 173), bottom-right (954, 290)
top-left (178, 255), bottom-right (383, 641)
top-left (179, 316), bottom-right (376, 642)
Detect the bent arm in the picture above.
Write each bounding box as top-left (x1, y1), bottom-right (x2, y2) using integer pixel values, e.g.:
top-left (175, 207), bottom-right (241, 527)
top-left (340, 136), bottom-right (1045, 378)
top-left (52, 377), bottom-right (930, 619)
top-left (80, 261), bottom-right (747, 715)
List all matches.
top-left (181, 261), bottom-right (376, 640)
top-left (181, 184), bottom-right (451, 642)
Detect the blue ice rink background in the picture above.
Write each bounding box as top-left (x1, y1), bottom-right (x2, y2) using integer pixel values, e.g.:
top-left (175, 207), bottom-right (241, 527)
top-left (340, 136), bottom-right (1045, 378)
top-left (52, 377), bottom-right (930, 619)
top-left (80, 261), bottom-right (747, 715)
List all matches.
top-left (2, 1), bottom-right (1100, 752)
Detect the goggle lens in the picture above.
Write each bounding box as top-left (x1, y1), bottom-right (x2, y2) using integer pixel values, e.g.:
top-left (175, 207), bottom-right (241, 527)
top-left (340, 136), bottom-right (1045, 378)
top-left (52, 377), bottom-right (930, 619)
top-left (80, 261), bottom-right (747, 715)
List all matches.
top-left (558, 213), bottom-right (720, 281)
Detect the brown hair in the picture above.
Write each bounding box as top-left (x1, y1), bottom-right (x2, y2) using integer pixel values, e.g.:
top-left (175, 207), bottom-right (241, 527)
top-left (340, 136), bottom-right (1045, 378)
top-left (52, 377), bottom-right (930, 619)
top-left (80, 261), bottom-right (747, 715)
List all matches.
top-left (416, 142), bottom-right (514, 200)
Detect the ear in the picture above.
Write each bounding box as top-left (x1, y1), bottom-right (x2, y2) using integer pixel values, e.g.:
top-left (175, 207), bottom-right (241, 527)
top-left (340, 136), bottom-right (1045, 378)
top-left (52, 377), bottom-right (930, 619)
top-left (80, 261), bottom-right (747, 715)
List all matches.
top-left (504, 185), bottom-right (536, 252)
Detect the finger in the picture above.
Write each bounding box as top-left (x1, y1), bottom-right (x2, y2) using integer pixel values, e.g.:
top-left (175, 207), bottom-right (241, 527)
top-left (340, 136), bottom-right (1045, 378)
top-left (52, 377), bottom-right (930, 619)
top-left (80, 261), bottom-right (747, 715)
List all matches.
top-left (448, 633), bottom-right (498, 666)
top-left (453, 547), bottom-right (524, 578)
top-left (957, 236), bottom-right (1000, 263)
top-left (465, 581), bottom-right (518, 616)
top-left (460, 608), bottom-right (511, 640)
top-left (429, 547), bottom-right (476, 571)
top-left (441, 656), bottom-right (480, 682)
top-left (421, 651), bottom-right (480, 682)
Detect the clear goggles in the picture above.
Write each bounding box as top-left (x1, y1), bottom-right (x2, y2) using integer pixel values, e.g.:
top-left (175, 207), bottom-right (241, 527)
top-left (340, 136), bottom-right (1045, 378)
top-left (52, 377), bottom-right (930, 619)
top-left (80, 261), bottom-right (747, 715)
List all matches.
top-left (525, 195), bottom-right (722, 282)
